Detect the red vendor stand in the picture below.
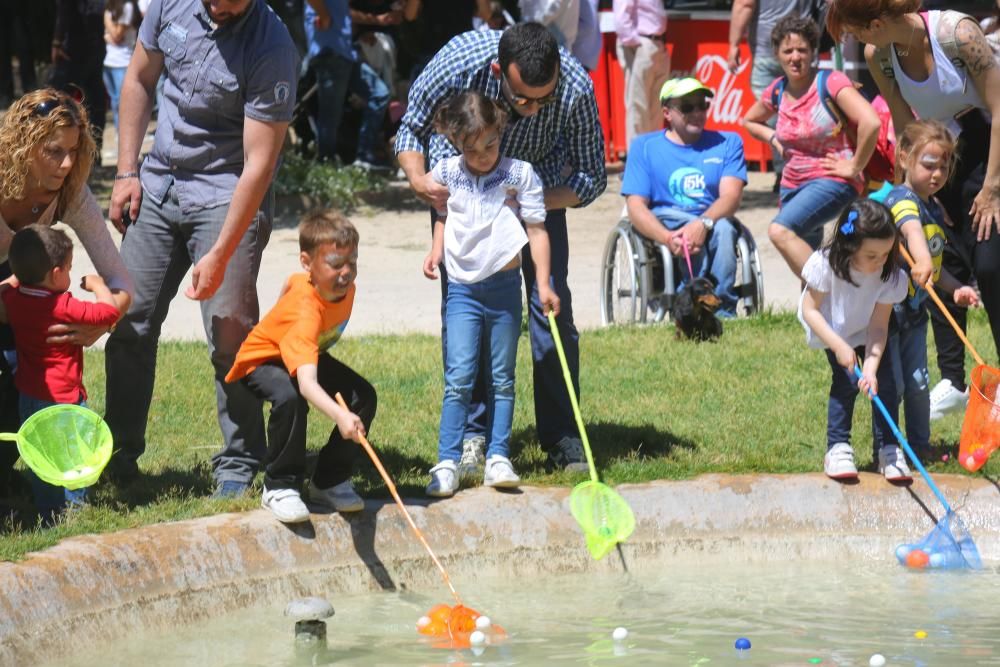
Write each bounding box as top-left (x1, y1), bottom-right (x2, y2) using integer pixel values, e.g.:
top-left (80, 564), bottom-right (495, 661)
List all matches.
top-left (593, 10), bottom-right (771, 171)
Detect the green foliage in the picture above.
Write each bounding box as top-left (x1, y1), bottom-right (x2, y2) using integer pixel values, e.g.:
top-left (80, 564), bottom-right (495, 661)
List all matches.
top-left (0, 312), bottom-right (993, 560)
top-left (273, 152), bottom-right (386, 211)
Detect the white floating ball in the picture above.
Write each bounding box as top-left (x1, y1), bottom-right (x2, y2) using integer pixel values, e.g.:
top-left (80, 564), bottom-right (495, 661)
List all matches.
top-left (869, 654), bottom-right (886, 667)
top-left (470, 630), bottom-right (487, 647)
top-left (416, 616), bottom-right (431, 629)
top-left (612, 627), bottom-right (628, 641)
top-left (475, 615), bottom-right (492, 630)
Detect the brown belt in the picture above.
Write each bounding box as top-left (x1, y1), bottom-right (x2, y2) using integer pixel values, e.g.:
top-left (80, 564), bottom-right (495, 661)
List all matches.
top-left (642, 33), bottom-right (666, 42)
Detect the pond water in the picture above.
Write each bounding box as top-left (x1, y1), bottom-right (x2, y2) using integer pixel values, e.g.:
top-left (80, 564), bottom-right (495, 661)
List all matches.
top-left (49, 559), bottom-right (1000, 666)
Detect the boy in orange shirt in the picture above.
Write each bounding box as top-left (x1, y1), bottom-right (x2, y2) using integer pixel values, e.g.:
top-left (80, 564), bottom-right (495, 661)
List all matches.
top-left (225, 210), bottom-right (375, 523)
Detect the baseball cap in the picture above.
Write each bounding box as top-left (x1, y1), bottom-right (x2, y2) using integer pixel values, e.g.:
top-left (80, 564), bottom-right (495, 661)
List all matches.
top-left (659, 78), bottom-right (714, 104)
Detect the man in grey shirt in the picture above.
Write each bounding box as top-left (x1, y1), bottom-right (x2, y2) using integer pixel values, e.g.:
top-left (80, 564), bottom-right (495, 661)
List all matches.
top-left (105, 0), bottom-right (299, 496)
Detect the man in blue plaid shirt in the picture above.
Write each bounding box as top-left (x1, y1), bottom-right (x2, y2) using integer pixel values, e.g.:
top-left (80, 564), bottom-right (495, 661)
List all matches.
top-left (396, 22), bottom-right (606, 473)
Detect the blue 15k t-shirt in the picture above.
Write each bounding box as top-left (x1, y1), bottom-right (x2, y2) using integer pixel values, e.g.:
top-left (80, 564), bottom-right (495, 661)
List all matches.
top-left (621, 129), bottom-right (747, 217)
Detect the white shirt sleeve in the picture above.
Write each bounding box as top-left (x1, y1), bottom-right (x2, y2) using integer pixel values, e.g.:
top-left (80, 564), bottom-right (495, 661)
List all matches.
top-left (800, 251), bottom-right (831, 293)
top-left (518, 163), bottom-right (547, 224)
top-left (430, 159), bottom-right (449, 219)
top-left (879, 268), bottom-right (909, 304)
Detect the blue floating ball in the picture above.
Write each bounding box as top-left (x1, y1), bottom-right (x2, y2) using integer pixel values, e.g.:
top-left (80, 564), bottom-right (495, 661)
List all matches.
top-left (735, 637), bottom-right (751, 650)
top-left (895, 543), bottom-right (912, 564)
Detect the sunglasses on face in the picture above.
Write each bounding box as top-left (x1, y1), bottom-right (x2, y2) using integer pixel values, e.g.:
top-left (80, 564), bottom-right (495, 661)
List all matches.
top-left (670, 99), bottom-right (711, 114)
top-left (501, 72), bottom-right (559, 108)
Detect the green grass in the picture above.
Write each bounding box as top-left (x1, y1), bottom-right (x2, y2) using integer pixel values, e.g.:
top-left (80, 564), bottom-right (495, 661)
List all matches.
top-left (0, 310), bottom-right (994, 560)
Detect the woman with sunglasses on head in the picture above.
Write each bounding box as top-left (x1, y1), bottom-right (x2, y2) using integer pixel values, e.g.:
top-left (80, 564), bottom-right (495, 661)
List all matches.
top-left (825, 0), bottom-right (1000, 421)
top-left (0, 89), bottom-right (132, 504)
top-left (743, 15), bottom-right (881, 281)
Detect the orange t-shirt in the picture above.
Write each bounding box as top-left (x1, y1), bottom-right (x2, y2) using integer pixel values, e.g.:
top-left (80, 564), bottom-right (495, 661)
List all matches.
top-left (226, 273), bottom-right (355, 383)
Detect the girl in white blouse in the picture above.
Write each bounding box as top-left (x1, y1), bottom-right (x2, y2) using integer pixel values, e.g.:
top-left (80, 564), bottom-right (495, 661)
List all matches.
top-left (422, 91), bottom-right (560, 498)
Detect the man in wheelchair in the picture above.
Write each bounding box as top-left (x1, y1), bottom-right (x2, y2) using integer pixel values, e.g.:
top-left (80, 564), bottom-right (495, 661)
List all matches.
top-left (620, 77), bottom-right (747, 317)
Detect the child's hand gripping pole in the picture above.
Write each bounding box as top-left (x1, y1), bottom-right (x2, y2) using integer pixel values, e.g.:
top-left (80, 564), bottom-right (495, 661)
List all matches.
top-left (852, 367), bottom-right (954, 514)
top-left (898, 243), bottom-right (985, 367)
top-left (334, 392), bottom-right (462, 605)
top-left (547, 311), bottom-right (598, 483)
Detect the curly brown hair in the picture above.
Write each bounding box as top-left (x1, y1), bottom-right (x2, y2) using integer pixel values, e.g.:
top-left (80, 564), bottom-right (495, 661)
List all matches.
top-left (0, 88), bottom-right (96, 220)
top-left (771, 16), bottom-right (821, 53)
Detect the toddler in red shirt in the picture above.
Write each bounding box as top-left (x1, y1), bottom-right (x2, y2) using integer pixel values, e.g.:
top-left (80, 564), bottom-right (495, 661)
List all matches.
top-left (0, 225), bottom-right (120, 522)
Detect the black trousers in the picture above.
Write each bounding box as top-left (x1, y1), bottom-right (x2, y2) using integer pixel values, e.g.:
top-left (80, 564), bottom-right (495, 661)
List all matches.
top-left (932, 111), bottom-right (1000, 389)
top-left (241, 355), bottom-right (376, 490)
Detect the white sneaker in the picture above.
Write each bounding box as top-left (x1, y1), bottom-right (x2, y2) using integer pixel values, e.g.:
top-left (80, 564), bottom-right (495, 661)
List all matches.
top-left (824, 443), bottom-right (858, 480)
top-left (483, 454), bottom-right (521, 488)
top-left (426, 460), bottom-right (459, 497)
top-left (308, 480), bottom-right (365, 512)
top-left (878, 445), bottom-right (912, 482)
top-left (262, 486), bottom-right (310, 523)
top-left (458, 435), bottom-right (487, 478)
top-left (929, 379), bottom-right (969, 420)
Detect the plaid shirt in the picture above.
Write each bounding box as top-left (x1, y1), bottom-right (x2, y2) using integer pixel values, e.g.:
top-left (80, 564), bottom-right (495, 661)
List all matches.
top-left (396, 30), bottom-right (607, 207)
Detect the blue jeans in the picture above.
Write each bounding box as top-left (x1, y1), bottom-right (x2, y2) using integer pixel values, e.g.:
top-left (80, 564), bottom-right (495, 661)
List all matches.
top-left (824, 343), bottom-right (899, 459)
top-left (655, 209), bottom-right (740, 315)
top-left (19, 394), bottom-right (88, 522)
top-left (102, 65), bottom-right (127, 130)
top-left (775, 179), bottom-right (857, 250)
top-left (104, 185), bottom-right (273, 485)
top-left (310, 53), bottom-right (389, 163)
top-left (437, 209), bottom-right (580, 452)
top-left (437, 269), bottom-right (522, 463)
top-left (889, 303), bottom-right (930, 456)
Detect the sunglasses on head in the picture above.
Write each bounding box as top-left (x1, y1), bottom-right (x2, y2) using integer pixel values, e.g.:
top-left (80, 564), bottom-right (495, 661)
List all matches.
top-left (501, 72), bottom-right (559, 108)
top-left (31, 87), bottom-right (84, 118)
top-left (670, 99), bottom-right (711, 114)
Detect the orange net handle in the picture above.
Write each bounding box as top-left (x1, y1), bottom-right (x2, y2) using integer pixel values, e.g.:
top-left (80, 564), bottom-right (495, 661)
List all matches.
top-left (334, 393), bottom-right (462, 605)
top-left (898, 243), bottom-right (986, 367)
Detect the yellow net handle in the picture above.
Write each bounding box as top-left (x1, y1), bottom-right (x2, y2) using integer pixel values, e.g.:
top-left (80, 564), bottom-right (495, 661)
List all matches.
top-left (547, 311), bottom-right (598, 483)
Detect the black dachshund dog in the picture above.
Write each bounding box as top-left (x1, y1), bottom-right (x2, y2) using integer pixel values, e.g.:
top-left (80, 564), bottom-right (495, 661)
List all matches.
top-left (672, 276), bottom-right (723, 342)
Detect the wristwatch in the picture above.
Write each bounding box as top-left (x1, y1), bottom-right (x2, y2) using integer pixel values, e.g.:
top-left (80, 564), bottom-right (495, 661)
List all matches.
top-left (699, 216), bottom-right (715, 231)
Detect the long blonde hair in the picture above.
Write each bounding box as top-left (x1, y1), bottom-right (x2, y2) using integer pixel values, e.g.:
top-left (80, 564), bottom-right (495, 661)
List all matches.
top-left (0, 88), bottom-right (96, 220)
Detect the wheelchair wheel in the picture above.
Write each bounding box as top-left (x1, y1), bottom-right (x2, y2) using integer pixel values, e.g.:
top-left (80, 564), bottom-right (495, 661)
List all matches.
top-left (601, 220), bottom-right (652, 324)
top-left (734, 222), bottom-right (765, 316)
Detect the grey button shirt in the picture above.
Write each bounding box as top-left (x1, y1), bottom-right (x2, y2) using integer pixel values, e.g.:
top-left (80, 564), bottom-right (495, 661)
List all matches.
top-left (138, 0), bottom-right (299, 213)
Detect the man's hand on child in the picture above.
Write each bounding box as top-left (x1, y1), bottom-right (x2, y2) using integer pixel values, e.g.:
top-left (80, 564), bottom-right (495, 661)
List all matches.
top-left (335, 411), bottom-right (367, 444)
top-left (413, 172), bottom-right (450, 210)
top-left (954, 285), bottom-right (980, 308)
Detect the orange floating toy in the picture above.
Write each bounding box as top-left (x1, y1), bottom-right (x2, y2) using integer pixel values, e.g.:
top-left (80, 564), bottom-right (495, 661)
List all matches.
top-left (416, 604), bottom-right (507, 649)
top-left (905, 549), bottom-right (930, 569)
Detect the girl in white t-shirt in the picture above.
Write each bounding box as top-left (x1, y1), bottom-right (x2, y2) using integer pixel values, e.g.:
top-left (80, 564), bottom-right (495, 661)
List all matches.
top-left (422, 91), bottom-right (560, 498)
top-left (103, 0), bottom-right (140, 130)
top-left (798, 199), bottom-right (909, 482)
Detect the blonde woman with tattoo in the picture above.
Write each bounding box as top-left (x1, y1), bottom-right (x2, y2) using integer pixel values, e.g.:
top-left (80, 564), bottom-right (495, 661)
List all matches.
top-left (826, 0), bottom-right (1000, 421)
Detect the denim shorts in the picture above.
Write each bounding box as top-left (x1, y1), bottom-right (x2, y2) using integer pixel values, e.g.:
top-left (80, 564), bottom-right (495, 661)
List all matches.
top-left (774, 178), bottom-right (858, 250)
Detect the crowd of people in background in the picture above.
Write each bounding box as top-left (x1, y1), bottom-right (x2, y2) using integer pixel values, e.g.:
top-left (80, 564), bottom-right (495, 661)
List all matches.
top-left (0, 0), bottom-right (999, 527)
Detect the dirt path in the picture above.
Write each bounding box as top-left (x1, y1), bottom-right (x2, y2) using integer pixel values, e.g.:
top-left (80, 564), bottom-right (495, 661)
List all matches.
top-left (73, 165), bottom-right (800, 341)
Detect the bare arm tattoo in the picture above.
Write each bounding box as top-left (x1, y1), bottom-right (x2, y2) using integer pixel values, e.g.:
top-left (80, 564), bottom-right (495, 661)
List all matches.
top-left (955, 18), bottom-right (996, 78)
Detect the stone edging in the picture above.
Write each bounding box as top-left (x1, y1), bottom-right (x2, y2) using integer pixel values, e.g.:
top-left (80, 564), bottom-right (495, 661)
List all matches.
top-left (1, 473), bottom-right (997, 664)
